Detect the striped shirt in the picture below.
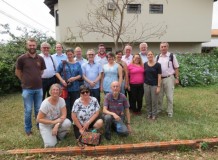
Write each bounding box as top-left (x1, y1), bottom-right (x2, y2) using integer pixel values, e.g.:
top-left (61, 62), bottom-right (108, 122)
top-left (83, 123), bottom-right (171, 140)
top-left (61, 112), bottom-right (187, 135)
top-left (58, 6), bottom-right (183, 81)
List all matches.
top-left (104, 93), bottom-right (129, 116)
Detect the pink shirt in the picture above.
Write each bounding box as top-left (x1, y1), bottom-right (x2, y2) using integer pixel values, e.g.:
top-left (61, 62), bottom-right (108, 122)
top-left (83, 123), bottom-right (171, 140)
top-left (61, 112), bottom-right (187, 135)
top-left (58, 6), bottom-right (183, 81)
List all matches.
top-left (128, 64), bottom-right (144, 84)
top-left (156, 52), bottom-right (179, 77)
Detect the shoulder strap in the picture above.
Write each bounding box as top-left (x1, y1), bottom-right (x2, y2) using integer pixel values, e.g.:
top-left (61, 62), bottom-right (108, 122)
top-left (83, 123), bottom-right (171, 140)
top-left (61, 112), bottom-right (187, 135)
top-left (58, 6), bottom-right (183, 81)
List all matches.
top-left (62, 60), bottom-right (67, 81)
top-left (50, 56), bottom-right (56, 71)
top-left (169, 53), bottom-right (175, 69)
top-left (156, 54), bottom-right (160, 62)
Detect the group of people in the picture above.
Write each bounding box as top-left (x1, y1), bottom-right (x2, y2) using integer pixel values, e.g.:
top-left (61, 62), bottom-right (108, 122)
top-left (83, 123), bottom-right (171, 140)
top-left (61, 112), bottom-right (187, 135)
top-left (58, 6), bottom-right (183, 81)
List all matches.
top-left (15, 38), bottom-right (179, 148)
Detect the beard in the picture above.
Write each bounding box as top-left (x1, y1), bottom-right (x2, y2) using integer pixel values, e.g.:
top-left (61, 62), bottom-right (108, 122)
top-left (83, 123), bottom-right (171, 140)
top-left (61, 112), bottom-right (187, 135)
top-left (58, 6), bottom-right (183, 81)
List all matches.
top-left (28, 48), bottom-right (36, 54)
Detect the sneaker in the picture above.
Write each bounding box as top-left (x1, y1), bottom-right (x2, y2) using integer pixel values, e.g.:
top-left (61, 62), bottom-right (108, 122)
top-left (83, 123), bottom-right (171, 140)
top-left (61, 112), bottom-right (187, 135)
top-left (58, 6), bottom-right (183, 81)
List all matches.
top-left (152, 116), bottom-right (156, 120)
top-left (147, 115), bottom-right (151, 119)
top-left (168, 113), bottom-right (173, 118)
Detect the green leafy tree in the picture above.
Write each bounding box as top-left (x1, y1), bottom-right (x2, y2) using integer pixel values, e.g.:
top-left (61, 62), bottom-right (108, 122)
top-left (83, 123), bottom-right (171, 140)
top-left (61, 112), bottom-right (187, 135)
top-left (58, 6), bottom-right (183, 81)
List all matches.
top-left (0, 24), bottom-right (56, 95)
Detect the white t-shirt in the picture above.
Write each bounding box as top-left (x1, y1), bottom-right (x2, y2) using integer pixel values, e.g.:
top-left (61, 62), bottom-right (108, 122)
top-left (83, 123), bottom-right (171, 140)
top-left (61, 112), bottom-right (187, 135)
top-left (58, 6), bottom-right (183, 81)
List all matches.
top-left (39, 97), bottom-right (66, 120)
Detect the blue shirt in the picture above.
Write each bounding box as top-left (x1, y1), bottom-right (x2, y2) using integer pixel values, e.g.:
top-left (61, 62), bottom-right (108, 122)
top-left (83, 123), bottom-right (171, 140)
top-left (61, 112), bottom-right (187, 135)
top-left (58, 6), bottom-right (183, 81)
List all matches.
top-left (74, 57), bottom-right (88, 66)
top-left (82, 62), bottom-right (102, 89)
top-left (103, 63), bottom-right (119, 92)
top-left (56, 61), bottom-right (82, 91)
top-left (52, 53), bottom-right (67, 66)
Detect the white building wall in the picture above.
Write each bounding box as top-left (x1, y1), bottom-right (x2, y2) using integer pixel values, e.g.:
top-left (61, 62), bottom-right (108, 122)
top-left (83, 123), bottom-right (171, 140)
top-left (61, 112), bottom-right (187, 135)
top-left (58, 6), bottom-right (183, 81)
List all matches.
top-left (55, 0), bottom-right (214, 53)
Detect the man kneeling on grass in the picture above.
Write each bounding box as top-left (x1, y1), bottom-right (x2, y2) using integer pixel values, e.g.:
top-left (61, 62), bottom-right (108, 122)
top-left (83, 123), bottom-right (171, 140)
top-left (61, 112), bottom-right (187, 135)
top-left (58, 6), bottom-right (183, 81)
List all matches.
top-left (103, 81), bottom-right (132, 140)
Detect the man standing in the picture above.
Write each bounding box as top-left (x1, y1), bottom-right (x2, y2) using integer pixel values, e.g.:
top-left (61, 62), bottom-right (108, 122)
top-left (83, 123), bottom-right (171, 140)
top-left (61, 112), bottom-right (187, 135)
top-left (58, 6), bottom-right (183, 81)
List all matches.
top-left (74, 46), bottom-right (88, 86)
top-left (94, 44), bottom-right (108, 66)
top-left (121, 44), bottom-right (133, 66)
top-left (103, 81), bottom-right (132, 140)
top-left (139, 42), bottom-right (149, 64)
top-left (52, 43), bottom-right (67, 66)
top-left (121, 44), bottom-right (133, 108)
top-left (15, 38), bottom-right (46, 136)
top-left (156, 42), bottom-right (179, 117)
top-left (39, 42), bottom-right (57, 100)
top-left (74, 46), bottom-right (88, 65)
top-left (82, 49), bottom-right (102, 104)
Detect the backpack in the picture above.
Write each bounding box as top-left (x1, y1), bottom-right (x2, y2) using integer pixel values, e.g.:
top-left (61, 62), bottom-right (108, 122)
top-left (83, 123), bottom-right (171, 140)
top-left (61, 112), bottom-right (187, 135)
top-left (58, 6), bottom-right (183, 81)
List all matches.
top-left (156, 53), bottom-right (175, 69)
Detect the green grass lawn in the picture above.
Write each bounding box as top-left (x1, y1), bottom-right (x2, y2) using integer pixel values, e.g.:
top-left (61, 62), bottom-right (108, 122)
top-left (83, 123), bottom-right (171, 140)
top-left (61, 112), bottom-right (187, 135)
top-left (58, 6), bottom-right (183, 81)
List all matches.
top-left (0, 84), bottom-right (218, 150)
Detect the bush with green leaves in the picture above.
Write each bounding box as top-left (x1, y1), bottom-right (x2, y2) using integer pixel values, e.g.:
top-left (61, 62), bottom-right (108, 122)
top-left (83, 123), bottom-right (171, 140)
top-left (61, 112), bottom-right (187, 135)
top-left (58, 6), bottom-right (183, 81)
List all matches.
top-left (177, 52), bottom-right (218, 87)
top-left (0, 24), bottom-right (56, 95)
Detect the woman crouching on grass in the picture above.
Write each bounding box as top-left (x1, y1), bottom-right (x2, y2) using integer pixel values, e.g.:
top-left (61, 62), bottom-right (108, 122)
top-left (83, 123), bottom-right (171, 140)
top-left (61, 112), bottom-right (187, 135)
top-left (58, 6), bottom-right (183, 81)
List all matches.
top-left (72, 85), bottom-right (103, 140)
top-left (144, 51), bottom-right (162, 120)
top-left (37, 83), bottom-right (71, 148)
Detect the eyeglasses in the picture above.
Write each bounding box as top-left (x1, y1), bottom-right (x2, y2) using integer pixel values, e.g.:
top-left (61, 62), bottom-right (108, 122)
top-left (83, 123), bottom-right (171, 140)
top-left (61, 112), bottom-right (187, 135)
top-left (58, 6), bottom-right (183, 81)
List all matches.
top-left (42, 47), bottom-right (50, 49)
top-left (80, 90), bottom-right (89, 94)
top-left (88, 54), bottom-right (94, 56)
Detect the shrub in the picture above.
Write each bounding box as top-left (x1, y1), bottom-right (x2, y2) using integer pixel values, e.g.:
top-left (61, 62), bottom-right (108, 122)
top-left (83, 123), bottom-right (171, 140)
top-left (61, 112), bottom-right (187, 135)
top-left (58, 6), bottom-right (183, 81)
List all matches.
top-left (177, 53), bottom-right (218, 87)
top-left (0, 24), bottom-right (56, 95)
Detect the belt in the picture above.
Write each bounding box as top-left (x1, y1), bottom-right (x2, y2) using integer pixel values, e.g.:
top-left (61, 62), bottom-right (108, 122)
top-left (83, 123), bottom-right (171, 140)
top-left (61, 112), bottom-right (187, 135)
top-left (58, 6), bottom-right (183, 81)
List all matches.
top-left (161, 75), bottom-right (171, 79)
top-left (42, 76), bottom-right (55, 80)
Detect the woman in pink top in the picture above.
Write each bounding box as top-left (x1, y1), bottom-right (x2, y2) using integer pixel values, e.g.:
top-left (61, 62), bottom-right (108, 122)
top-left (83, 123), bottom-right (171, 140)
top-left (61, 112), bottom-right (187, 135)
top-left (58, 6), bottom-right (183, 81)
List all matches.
top-left (127, 54), bottom-right (144, 114)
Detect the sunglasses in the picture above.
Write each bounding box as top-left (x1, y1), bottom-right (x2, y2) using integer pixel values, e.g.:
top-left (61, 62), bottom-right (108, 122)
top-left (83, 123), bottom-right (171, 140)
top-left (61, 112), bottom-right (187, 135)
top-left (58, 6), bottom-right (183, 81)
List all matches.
top-left (80, 90), bottom-right (89, 94)
top-left (42, 47), bottom-right (50, 49)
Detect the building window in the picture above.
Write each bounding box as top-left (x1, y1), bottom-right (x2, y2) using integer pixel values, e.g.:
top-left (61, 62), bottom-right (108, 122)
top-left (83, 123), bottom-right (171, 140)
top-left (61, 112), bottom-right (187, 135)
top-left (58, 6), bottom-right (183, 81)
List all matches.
top-left (55, 10), bottom-right (59, 26)
top-left (127, 4), bottom-right (141, 14)
top-left (149, 4), bottom-right (163, 14)
top-left (106, 47), bottom-right (112, 52)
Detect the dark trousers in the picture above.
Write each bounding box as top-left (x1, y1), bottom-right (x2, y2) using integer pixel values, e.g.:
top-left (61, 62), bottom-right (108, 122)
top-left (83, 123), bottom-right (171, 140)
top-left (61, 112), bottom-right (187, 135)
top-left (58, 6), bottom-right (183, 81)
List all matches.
top-left (66, 91), bottom-right (80, 121)
top-left (90, 88), bottom-right (100, 105)
top-left (129, 83), bottom-right (144, 112)
top-left (42, 76), bottom-right (56, 100)
top-left (125, 89), bottom-right (131, 110)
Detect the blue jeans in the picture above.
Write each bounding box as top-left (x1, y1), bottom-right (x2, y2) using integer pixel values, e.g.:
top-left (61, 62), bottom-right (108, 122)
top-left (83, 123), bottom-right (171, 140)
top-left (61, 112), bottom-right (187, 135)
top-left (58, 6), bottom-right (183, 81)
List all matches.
top-left (104, 114), bottom-right (128, 136)
top-left (22, 88), bottom-right (43, 133)
top-left (90, 88), bottom-right (100, 104)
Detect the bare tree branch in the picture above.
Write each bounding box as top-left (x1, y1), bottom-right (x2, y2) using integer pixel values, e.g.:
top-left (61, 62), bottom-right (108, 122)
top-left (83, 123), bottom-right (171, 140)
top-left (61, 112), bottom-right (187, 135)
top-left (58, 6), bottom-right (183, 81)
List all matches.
top-left (77, 0), bottom-right (167, 50)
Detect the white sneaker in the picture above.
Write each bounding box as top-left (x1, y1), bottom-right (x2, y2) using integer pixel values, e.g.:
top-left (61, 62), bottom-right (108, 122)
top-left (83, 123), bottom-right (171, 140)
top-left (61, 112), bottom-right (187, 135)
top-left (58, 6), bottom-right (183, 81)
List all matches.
top-left (168, 113), bottom-right (173, 117)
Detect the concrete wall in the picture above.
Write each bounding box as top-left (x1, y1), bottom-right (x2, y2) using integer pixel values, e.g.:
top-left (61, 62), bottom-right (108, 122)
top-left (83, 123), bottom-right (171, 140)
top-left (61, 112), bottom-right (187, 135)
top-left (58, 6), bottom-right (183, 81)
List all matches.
top-left (55, 0), bottom-right (214, 53)
top-left (62, 42), bottom-right (201, 55)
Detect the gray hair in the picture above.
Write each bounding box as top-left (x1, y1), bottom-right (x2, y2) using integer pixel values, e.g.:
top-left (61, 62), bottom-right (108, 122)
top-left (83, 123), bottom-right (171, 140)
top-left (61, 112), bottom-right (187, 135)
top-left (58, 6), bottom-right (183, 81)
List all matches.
top-left (41, 42), bottom-right (51, 48)
top-left (49, 83), bottom-right (62, 96)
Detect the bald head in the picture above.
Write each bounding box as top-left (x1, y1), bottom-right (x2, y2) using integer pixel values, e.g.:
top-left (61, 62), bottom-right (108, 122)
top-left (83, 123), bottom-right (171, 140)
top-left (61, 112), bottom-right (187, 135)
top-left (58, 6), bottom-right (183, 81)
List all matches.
top-left (111, 81), bottom-right (120, 93)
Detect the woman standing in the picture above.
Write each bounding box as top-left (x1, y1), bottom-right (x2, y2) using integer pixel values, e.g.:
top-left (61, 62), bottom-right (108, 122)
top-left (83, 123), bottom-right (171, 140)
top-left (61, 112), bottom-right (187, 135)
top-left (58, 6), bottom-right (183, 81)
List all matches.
top-left (72, 85), bottom-right (103, 139)
top-left (115, 50), bottom-right (129, 95)
top-left (37, 84), bottom-right (71, 148)
top-left (128, 53), bottom-right (144, 114)
top-left (56, 48), bottom-right (82, 121)
top-left (144, 51), bottom-right (162, 120)
top-left (101, 52), bottom-right (122, 94)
